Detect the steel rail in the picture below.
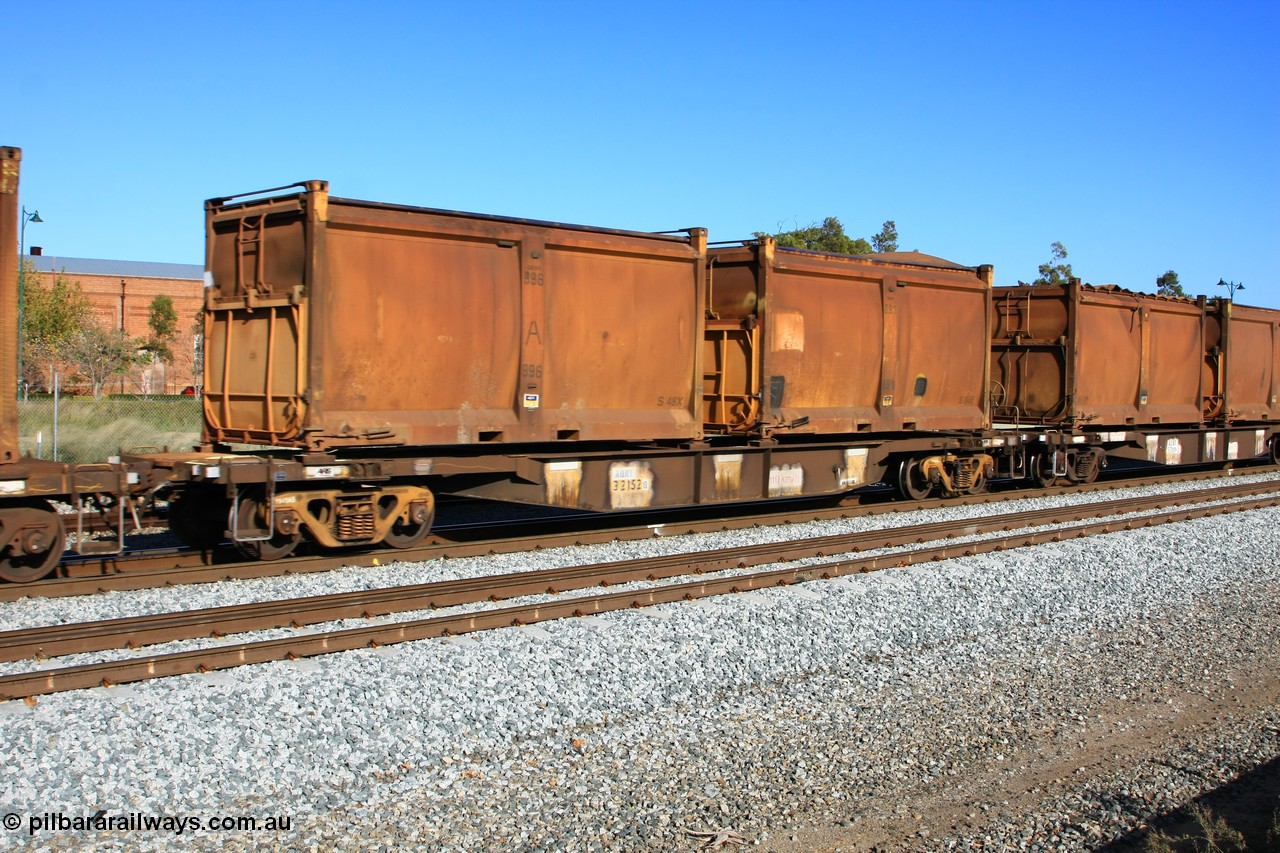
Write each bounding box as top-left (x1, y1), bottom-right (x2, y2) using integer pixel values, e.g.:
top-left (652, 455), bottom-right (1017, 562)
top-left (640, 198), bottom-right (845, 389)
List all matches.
top-left (8, 464), bottom-right (1275, 602)
top-left (2, 488), bottom-right (1277, 700)
top-left (2, 479), bottom-right (1278, 663)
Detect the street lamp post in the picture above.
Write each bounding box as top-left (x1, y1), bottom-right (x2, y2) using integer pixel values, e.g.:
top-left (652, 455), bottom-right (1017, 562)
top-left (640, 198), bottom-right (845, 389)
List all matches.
top-left (1216, 278), bottom-right (1244, 301)
top-left (1215, 279), bottom-right (1245, 429)
top-left (17, 206), bottom-right (42, 397)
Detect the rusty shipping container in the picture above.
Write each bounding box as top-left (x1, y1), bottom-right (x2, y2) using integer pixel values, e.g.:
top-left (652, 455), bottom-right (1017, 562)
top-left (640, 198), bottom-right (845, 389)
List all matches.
top-left (703, 239), bottom-right (992, 436)
top-left (1205, 299), bottom-right (1280, 422)
top-left (202, 182), bottom-right (707, 449)
top-left (0, 148), bottom-right (20, 459)
top-left (990, 282), bottom-right (1208, 428)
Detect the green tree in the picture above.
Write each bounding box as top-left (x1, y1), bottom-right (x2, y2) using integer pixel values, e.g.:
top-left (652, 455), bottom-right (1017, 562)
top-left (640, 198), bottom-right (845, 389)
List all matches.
top-left (871, 220), bottom-right (899, 253)
top-left (1155, 270), bottom-right (1184, 297)
top-left (190, 308), bottom-right (205, 394)
top-left (142, 293), bottom-right (179, 363)
top-left (62, 323), bottom-right (139, 400)
top-left (19, 261), bottom-right (93, 390)
top-left (1032, 241), bottom-right (1074, 286)
top-left (758, 217), bottom-right (874, 255)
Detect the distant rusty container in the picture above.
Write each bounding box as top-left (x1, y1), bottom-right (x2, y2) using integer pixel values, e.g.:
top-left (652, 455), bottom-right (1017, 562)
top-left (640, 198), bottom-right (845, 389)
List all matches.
top-left (202, 182), bottom-right (707, 449)
top-left (1205, 299), bottom-right (1280, 422)
top-left (0, 147), bottom-right (18, 460)
top-left (990, 282), bottom-right (1207, 428)
top-left (703, 239), bottom-right (992, 435)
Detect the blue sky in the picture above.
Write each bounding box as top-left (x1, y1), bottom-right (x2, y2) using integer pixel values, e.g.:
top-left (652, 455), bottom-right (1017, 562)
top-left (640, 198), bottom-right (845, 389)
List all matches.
top-left (10, 1), bottom-right (1279, 306)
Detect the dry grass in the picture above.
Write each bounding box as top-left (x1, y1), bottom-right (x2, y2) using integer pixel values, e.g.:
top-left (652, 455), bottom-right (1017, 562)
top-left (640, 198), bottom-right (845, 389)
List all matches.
top-left (1143, 803), bottom-right (1252, 852)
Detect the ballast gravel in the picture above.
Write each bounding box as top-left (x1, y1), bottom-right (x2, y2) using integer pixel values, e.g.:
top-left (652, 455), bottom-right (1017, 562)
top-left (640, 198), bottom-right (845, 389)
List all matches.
top-left (0, 474), bottom-right (1278, 851)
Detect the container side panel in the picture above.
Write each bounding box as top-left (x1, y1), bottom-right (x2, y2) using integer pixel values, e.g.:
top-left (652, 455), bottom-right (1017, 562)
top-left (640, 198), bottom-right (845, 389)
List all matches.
top-left (1145, 307), bottom-right (1205, 424)
top-left (765, 270), bottom-right (883, 431)
top-left (1074, 301), bottom-right (1141, 423)
top-left (1227, 309), bottom-right (1279, 420)
top-left (892, 281), bottom-right (988, 428)
top-left (319, 227), bottom-right (521, 441)
top-left (542, 247), bottom-right (700, 439)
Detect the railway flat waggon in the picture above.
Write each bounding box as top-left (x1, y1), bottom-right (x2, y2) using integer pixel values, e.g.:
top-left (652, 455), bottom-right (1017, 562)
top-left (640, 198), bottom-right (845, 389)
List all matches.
top-left (991, 281), bottom-right (1280, 483)
top-left (3, 160), bottom-right (1278, 579)
top-left (0, 147), bottom-right (132, 582)
top-left (704, 238), bottom-right (1000, 498)
top-left (151, 184), bottom-right (1007, 555)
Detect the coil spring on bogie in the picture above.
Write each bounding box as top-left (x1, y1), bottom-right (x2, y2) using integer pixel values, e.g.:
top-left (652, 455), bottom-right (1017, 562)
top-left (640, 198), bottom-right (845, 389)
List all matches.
top-left (1074, 454), bottom-right (1095, 480)
top-left (335, 498), bottom-right (375, 541)
top-left (952, 461), bottom-right (976, 490)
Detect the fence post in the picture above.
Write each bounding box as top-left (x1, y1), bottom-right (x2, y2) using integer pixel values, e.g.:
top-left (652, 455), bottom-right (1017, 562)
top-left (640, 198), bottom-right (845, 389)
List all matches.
top-left (52, 372), bottom-right (59, 462)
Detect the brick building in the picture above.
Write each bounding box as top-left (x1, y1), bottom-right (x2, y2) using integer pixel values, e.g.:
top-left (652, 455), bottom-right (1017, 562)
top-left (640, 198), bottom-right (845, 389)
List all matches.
top-left (22, 251), bottom-right (204, 394)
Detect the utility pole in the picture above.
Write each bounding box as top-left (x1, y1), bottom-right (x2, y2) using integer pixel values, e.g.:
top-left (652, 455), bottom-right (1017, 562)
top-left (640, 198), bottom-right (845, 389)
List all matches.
top-left (119, 279), bottom-right (126, 395)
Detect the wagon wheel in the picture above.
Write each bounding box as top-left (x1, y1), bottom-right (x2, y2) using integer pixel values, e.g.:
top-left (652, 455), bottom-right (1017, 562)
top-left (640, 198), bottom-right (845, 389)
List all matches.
top-left (897, 458), bottom-right (933, 501)
top-left (1031, 452), bottom-right (1058, 489)
top-left (0, 502), bottom-right (66, 583)
top-left (1271, 437), bottom-right (1280, 465)
top-left (230, 490), bottom-right (300, 561)
top-left (168, 484), bottom-right (231, 550)
top-left (382, 498), bottom-right (434, 550)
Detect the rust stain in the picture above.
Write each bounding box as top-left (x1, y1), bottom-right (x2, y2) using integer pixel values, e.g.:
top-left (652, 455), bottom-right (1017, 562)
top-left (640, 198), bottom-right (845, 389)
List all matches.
top-left (545, 461), bottom-right (582, 507)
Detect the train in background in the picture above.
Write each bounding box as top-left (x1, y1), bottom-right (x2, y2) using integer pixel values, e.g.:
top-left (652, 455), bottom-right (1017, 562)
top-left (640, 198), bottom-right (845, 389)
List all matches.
top-left (0, 148), bottom-right (135, 581)
top-left (2, 150), bottom-right (1278, 580)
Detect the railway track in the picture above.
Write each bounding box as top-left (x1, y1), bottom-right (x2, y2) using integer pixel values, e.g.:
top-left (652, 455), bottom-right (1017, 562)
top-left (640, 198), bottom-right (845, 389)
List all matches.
top-left (14, 463), bottom-right (1276, 602)
top-left (3, 475), bottom-right (1277, 701)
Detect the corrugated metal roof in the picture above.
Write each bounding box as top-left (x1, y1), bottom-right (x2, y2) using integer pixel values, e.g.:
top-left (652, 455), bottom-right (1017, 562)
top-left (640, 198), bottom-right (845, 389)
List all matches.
top-left (22, 255), bottom-right (203, 281)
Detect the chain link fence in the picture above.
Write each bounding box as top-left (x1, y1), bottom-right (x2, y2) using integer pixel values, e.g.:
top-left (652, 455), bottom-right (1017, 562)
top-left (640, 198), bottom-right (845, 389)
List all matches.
top-left (18, 395), bottom-right (203, 463)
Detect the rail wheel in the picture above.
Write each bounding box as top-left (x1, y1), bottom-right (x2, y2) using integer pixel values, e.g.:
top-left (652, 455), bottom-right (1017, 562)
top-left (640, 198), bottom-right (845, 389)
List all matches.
top-left (1031, 452), bottom-right (1058, 488)
top-left (230, 490), bottom-right (300, 561)
top-left (382, 498), bottom-right (434, 550)
top-left (168, 484), bottom-right (232, 550)
top-left (897, 458), bottom-right (933, 501)
top-left (1271, 436), bottom-right (1280, 465)
top-left (0, 501), bottom-right (66, 583)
